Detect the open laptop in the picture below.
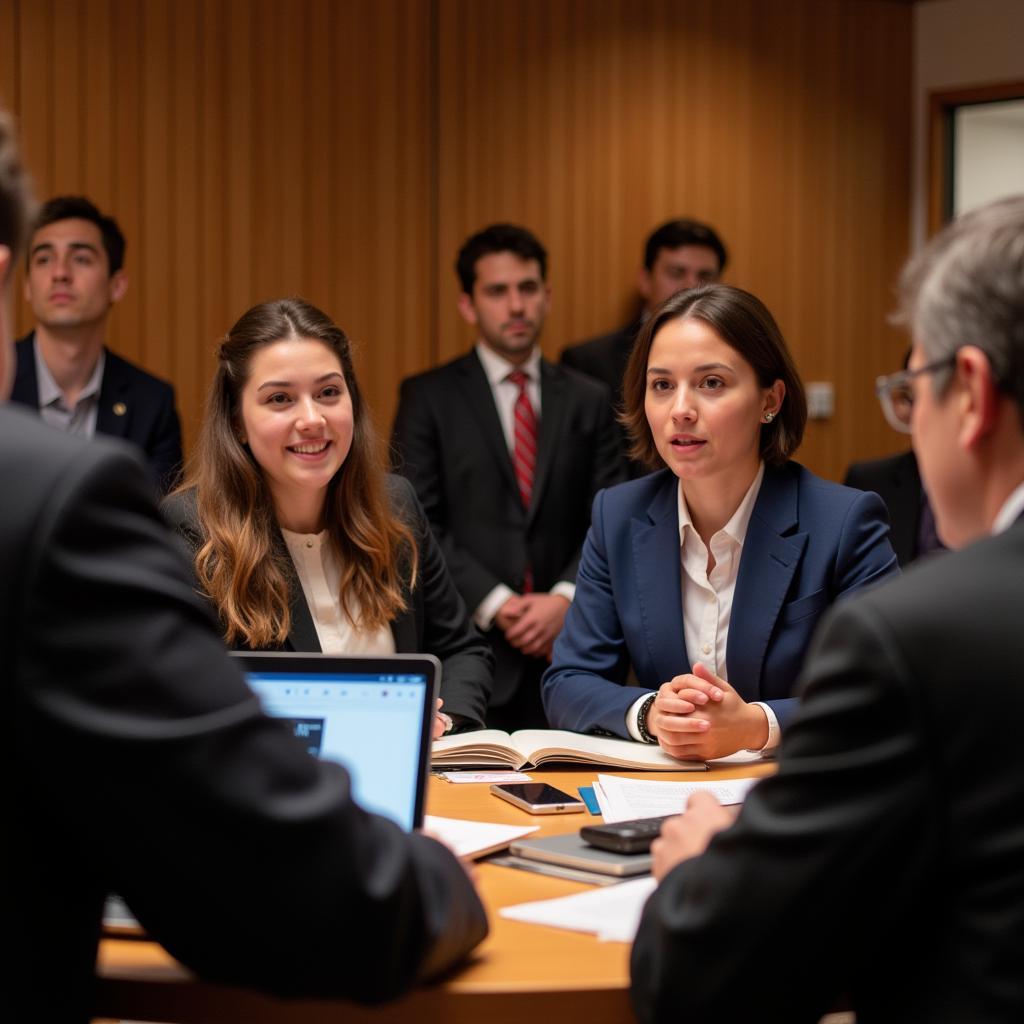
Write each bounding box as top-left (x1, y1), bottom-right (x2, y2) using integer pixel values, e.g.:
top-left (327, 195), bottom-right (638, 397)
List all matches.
top-left (104, 651), bottom-right (439, 934)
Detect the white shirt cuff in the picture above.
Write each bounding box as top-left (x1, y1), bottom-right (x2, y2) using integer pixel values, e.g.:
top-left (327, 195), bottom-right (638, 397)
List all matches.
top-left (474, 584), bottom-right (515, 631)
top-left (748, 702), bottom-right (780, 754)
top-left (549, 581), bottom-right (576, 604)
top-left (626, 691), bottom-right (655, 742)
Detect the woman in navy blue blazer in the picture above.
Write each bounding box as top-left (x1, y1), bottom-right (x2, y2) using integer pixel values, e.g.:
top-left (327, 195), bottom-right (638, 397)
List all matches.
top-left (542, 285), bottom-right (898, 760)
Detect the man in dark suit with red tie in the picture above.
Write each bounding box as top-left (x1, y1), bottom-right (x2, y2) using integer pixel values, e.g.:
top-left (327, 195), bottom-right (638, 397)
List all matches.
top-left (392, 224), bottom-right (623, 729)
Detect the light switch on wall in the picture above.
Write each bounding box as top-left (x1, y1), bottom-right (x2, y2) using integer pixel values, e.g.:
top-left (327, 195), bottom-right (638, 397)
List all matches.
top-left (806, 381), bottom-right (834, 420)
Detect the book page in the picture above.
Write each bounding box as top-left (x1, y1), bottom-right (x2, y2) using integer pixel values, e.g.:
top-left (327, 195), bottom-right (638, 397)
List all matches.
top-left (431, 729), bottom-right (520, 766)
top-left (509, 729), bottom-right (706, 770)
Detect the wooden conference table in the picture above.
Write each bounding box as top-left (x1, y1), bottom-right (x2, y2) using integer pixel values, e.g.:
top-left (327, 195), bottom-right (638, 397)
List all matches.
top-left (95, 761), bottom-right (775, 1024)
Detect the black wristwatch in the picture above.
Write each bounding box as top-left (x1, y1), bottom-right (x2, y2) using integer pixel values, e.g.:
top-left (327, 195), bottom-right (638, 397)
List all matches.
top-left (636, 693), bottom-right (657, 744)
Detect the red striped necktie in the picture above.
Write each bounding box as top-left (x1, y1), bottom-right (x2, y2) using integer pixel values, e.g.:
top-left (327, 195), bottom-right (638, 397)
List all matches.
top-left (508, 370), bottom-right (537, 511)
top-left (508, 370), bottom-right (537, 593)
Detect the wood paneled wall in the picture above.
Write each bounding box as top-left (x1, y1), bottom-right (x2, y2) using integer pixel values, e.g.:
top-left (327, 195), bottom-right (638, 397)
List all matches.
top-left (4, 0), bottom-right (912, 480)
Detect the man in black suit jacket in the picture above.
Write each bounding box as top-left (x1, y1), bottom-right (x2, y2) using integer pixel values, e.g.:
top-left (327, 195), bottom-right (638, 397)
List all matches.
top-left (392, 224), bottom-right (623, 729)
top-left (631, 196), bottom-right (1024, 1022)
top-left (0, 114), bottom-right (485, 1023)
top-left (561, 218), bottom-right (727, 476)
top-left (12, 195), bottom-right (182, 492)
top-left (844, 449), bottom-right (945, 566)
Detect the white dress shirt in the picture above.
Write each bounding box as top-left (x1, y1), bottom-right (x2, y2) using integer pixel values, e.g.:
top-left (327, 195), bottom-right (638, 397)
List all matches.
top-left (281, 529), bottom-right (395, 655)
top-left (992, 480), bottom-right (1024, 535)
top-left (627, 463), bottom-right (780, 753)
top-left (471, 343), bottom-right (575, 629)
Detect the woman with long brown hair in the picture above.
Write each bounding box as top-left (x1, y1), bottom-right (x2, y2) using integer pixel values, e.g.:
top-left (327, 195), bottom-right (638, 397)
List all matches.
top-left (164, 298), bottom-right (492, 733)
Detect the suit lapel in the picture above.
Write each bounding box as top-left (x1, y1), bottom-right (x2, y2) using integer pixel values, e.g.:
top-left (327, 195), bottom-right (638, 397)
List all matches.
top-left (527, 360), bottom-right (565, 525)
top-left (632, 473), bottom-right (689, 681)
top-left (389, 560), bottom-right (418, 652)
top-left (286, 574), bottom-right (322, 652)
top-left (12, 334), bottom-right (41, 408)
top-left (457, 352), bottom-right (521, 500)
top-left (728, 466), bottom-right (807, 695)
top-left (277, 527), bottom-right (322, 652)
top-left (95, 350), bottom-right (131, 439)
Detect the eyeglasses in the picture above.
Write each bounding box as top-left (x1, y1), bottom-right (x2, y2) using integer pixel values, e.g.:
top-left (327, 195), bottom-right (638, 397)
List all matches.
top-left (874, 355), bottom-right (957, 434)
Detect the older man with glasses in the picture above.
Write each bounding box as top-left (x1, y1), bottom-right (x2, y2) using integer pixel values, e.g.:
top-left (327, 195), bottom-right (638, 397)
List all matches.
top-left (630, 194), bottom-right (1024, 1024)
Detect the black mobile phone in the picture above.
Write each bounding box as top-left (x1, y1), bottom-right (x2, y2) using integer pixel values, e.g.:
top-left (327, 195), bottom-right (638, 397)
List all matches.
top-left (579, 814), bottom-right (673, 854)
top-left (489, 782), bottom-right (586, 814)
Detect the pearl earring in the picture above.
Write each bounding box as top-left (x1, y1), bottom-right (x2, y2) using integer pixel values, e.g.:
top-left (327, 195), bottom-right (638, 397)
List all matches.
top-left (763, 411), bottom-right (774, 423)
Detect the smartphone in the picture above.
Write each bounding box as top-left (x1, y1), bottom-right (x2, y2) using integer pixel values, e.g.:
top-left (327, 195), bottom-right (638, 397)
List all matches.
top-left (579, 814), bottom-right (672, 854)
top-left (490, 782), bottom-right (586, 814)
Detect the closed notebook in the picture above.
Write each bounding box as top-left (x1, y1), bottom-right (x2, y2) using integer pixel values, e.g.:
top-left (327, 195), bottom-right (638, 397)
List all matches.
top-left (508, 832), bottom-right (653, 877)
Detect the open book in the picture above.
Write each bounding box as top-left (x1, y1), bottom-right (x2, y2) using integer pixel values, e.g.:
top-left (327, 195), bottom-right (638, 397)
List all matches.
top-left (432, 729), bottom-right (707, 772)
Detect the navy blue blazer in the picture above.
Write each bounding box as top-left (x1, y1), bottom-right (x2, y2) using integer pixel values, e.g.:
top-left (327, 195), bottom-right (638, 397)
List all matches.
top-left (542, 462), bottom-right (899, 736)
top-left (12, 333), bottom-right (183, 493)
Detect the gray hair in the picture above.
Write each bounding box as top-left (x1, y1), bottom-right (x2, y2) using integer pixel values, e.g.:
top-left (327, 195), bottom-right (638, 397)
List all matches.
top-left (896, 195), bottom-right (1024, 421)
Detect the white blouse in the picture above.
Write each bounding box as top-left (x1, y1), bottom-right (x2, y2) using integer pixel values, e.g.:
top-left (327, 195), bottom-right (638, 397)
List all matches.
top-left (281, 529), bottom-right (396, 656)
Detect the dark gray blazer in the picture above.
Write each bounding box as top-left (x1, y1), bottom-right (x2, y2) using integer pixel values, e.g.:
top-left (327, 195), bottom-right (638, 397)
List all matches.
top-left (844, 449), bottom-right (925, 567)
top-left (162, 474), bottom-right (493, 730)
top-left (632, 514), bottom-right (1024, 1023)
top-left (561, 322), bottom-right (646, 478)
top-left (2, 405), bottom-right (486, 1022)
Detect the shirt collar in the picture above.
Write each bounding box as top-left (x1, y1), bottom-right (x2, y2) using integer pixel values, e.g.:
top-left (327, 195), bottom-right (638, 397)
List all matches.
top-left (475, 341), bottom-right (541, 388)
top-left (992, 480), bottom-right (1024, 535)
top-left (677, 462), bottom-right (766, 547)
top-left (34, 337), bottom-right (106, 409)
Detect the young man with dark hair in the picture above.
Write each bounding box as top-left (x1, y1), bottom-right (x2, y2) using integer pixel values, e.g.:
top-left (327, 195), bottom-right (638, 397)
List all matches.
top-left (0, 113), bottom-right (486, 1023)
top-left (12, 194), bottom-right (183, 492)
top-left (392, 223), bottom-right (623, 729)
top-left (562, 217), bottom-right (728, 474)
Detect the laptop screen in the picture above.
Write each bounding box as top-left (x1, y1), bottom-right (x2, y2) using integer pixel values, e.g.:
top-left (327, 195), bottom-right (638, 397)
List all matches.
top-left (232, 653), bottom-right (438, 831)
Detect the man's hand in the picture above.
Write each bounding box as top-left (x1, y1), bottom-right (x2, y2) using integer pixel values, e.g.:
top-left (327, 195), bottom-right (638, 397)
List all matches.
top-left (651, 792), bottom-right (737, 880)
top-left (647, 662), bottom-right (769, 760)
top-left (499, 593), bottom-right (570, 659)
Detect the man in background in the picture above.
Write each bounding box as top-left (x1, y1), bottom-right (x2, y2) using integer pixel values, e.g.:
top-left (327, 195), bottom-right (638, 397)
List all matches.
top-left (631, 195), bottom-right (1024, 1022)
top-left (561, 217), bottom-right (727, 474)
top-left (392, 223), bottom-right (622, 729)
top-left (844, 351), bottom-right (945, 566)
top-left (0, 113), bottom-right (486, 1022)
top-left (12, 194), bottom-right (183, 491)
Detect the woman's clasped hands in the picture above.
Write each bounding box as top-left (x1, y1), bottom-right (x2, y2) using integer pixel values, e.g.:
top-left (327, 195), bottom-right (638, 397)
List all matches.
top-left (646, 662), bottom-right (770, 761)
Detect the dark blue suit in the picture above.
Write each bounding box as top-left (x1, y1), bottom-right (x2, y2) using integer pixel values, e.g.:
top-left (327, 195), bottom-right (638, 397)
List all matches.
top-left (12, 333), bottom-right (183, 493)
top-left (542, 463), bottom-right (899, 736)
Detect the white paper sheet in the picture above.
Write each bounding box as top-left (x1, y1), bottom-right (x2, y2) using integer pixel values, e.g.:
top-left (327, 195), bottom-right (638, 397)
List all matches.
top-left (423, 815), bottom-right (538, 859)
top-left (594, 773), bottom-right (760, 823)
top-left (440, 771), bottom-right (533, 784)
top-left (500, 875), bottom-right (657, 942)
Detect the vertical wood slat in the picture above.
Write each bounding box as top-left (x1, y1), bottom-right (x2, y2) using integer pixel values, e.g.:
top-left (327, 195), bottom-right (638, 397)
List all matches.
top-left (7, 0), bottom-right (911, 479)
